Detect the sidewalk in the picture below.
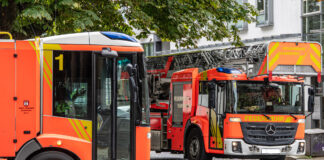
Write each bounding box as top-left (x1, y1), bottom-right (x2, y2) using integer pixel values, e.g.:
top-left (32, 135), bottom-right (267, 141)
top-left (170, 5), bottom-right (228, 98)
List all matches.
top-left (286, 156), bottom-right (324, 160)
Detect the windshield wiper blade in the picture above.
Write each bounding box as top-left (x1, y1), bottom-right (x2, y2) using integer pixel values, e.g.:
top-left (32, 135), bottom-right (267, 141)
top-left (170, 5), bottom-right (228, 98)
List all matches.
top-left (289, 113), bottom-right (297, 120)
top-left (262, 114), bottom-right (271, 120)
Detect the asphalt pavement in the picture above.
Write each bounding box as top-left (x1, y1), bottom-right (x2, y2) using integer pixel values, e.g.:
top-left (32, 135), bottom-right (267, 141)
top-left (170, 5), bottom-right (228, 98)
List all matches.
top-left (150, 151), bottom-right (257, 160)
top-left (150, 151), bottom-right (324, 160)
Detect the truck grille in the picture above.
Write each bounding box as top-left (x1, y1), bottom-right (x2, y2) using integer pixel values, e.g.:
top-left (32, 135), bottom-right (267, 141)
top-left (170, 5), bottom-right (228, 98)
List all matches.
top-left (240, 122), bottom-right (298, 146)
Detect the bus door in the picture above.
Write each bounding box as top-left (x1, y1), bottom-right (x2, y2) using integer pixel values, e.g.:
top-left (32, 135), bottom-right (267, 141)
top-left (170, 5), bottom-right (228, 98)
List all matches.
top-left (93, 53), bottom-right (134, 160)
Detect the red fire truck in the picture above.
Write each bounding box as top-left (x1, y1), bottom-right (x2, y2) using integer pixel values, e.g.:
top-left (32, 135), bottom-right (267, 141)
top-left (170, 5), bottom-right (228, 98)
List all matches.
top-left (148, 42), bottom-right (321, 160)
top-left (0, 31), bottom-right (150, 160)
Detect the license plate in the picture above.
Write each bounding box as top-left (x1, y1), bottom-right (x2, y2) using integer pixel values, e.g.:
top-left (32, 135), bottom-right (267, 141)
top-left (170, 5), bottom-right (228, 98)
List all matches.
top-left (261, 148), bottom-right (281, 154)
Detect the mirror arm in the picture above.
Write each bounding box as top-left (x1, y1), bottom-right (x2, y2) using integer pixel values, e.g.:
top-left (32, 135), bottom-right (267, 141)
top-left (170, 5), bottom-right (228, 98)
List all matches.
top-left (306, 111), bottom-right (313, 118)
top-left (127, 64), bottom-right (140, 125)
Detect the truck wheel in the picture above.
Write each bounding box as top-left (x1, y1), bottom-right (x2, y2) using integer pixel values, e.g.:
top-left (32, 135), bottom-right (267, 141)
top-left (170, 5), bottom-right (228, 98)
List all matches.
top-left (185, 128), bottom-right (212, 160)
top-left (30, 151), bottom-right (74, 160)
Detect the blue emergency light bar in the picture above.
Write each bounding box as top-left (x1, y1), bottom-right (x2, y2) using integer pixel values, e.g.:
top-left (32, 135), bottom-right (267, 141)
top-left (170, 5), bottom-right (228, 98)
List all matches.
top-left (101, 32), bottom-right (137, 42)
top-left (217, 67), bottom-right (242, 74)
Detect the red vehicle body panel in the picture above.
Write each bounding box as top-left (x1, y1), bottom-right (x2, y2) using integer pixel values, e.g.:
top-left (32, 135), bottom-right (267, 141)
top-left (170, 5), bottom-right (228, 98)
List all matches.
top-left (0, 41), bottom-right (16, 156)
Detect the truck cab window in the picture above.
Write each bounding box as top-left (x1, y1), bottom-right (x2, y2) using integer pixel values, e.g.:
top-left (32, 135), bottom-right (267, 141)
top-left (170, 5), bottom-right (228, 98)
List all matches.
top-left (216, 85), bottom-right (225, 114)
top-left (198, 81), bottom-right (209, 107)
top-left (53, 51), bottom-right (92, 120)
top-left (235, 82), bottom-right (303, 114)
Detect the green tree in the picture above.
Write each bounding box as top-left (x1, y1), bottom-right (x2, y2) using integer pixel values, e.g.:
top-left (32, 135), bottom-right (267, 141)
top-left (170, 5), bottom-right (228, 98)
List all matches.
top-left (0, 0), bottom-right (257, 47)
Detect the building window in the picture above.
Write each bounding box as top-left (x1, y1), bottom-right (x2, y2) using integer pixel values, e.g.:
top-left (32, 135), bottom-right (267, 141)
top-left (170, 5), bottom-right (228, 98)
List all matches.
top-left (142, 43), bottom-right (154, 57)
top-left (155, 41), bottom-right (162, 52)
top-left (302, 1), bottom-right (323, 46)
top-left (256, 0), bottom-right (273, 27)
top-left (303, 0), bottom-right (321, 14)
top-left (229, 0), bottom-right (248, 31)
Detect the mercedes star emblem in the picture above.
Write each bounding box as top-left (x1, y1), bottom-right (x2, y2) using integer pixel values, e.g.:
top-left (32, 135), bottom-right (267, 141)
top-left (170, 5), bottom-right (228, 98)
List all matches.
top-left (265, 124), bottom-right (276, 135)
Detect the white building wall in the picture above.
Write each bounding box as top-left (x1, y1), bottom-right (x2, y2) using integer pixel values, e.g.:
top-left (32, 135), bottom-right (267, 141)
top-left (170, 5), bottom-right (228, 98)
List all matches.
top-left (239, 0), bottom-right (301, 40)
top-left (169, 0), bottom-right (302, 50)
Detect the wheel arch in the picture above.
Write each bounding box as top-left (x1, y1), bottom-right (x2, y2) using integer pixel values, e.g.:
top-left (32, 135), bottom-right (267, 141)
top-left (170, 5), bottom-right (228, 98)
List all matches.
top-left (27, 147), bottom-right (80, 160)
top-left (183, 119), bottom-right (204, 155)
top-left (35, 133), bottom-right (91, 160)
top-left (15, 139), bottom-right (42, 160)
top-left (15, 138), bottom-right (80, 160)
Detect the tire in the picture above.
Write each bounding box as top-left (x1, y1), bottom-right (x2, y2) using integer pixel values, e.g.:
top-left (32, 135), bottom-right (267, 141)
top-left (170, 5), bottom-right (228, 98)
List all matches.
top-left (185, 128), bottom-right (212, 160)
top-left (30, 151), bottom-right (74, 160)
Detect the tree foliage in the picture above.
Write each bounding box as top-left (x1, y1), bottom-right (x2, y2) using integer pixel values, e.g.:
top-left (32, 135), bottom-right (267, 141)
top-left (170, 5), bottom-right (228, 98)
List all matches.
top-left (0, 0), bottom-right (257, 47)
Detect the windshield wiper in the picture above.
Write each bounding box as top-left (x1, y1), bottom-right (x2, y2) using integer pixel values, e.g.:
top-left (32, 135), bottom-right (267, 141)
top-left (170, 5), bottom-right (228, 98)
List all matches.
top-left (289, 113), bottom-right (297, 120)
top-left (262, 114), bottom-right (271, 120)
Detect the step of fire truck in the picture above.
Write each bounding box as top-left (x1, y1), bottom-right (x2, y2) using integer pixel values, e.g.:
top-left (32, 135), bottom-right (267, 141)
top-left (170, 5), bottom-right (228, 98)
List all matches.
top-left (161, 115), bottom-right (168, 150)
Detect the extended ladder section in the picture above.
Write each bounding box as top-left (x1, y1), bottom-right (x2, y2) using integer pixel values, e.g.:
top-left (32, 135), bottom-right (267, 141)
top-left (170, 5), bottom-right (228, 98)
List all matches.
top-left (147, 41), bottom-right (322, 81)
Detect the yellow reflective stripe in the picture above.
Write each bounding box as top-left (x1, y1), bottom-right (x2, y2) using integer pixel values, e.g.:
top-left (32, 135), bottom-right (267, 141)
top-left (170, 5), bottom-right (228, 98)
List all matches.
top-left (296, 55), bottom-right (305, 65)
top-left (44, 73), bottom-right (52, 90)
top-left (202, 71), bottom-right (207, 81)
top-left (210, 110), bottom-right (223, 148)
top-left (269, 54), bottom-right (280, 69)
top-left (68, 119), bottom-right (82, 139)
top-left (43, 44), bottom-right (62, 50)
top-left (34, 37), bottom-right (41, 64)
top-left (44, 51), bottom-right (53, 71)
top-left (310, 44), bottom-right (321, 58)
top-left (261, 60), bottom-right (267, 74)
top-left (74, 120), bottom-right (90, 141)
top-left (80, 120), bottom-right (92, 139)
top-left (310, 53), bottom-right (321, 70)
top-left (211, 113), bottom-right (216, 137)
top-left (42, 51), bottom-right (53, 90)
top-left (268, 42), bottom-right (280, 57)
top-left (28, 41), bottom-right (40, 64)
top-left (216, 124), bottom-right (223, 148)
top-left (44, 64), bottom-right (52, 82)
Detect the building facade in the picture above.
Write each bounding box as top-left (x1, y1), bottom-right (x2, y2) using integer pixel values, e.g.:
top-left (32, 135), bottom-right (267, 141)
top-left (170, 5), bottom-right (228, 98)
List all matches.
top-left (141, 0), bottom-right (324, 129)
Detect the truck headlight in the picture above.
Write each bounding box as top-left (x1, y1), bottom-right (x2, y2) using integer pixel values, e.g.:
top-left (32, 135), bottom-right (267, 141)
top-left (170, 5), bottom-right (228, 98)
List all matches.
top-left (232, 141), bottom-right (242, 153)
top-left (298, 119), bottom-right (305, 123)
top-left (229, 118), bottom-right (241, 122)
top-left (297, 142), bottom-right (305, 153)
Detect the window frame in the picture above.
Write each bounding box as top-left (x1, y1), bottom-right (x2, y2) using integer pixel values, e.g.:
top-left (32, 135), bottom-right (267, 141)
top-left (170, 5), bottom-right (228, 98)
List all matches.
top-left (301, 1), bottom-right (323, 44)
top-left (256, 0), bottom-right (273, 27)
top-left (52, 50), bottom-right (93, 120)
top-left (233, 0), bottom-right (249, 31)
top-left (302, 0), bottom-right (322, 16)
top-left (198, 81), bottom-right (209, 107)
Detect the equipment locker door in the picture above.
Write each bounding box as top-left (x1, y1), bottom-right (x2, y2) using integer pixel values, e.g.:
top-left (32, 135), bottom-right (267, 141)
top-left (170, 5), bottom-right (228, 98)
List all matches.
top-left (170, 82), bottom-right (192, 151)
top-left (0, 42), bottom-right (16, 156)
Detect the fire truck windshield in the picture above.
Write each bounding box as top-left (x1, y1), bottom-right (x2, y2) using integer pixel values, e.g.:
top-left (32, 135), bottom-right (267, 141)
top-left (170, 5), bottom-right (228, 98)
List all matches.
top-left (233, 81), bottom-right (303, 114)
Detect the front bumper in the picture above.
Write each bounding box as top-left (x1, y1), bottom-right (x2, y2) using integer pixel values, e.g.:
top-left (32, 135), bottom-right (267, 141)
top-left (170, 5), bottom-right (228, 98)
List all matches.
top-left (224, 139), bottom-right (305, 156)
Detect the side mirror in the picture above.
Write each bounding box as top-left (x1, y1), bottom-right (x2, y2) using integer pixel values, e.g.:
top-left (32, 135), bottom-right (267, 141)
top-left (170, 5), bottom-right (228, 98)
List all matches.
top-left (126, 64), bottom-right (137, 103)
top-left (101, 48), bottom-right (118, 57)
top-left (308, 88), bottom-right (315, 113)
top-left (126, 64), bottom-right (141, 125)
top-left (208, 82), bottom-right (216, 109)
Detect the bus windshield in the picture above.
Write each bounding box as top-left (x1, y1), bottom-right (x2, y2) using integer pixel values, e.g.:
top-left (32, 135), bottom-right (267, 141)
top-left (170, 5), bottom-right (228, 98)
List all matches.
top-left (233, 81), bottom-right (303, 114)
